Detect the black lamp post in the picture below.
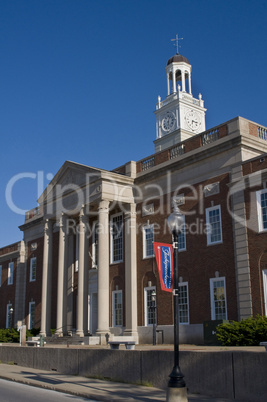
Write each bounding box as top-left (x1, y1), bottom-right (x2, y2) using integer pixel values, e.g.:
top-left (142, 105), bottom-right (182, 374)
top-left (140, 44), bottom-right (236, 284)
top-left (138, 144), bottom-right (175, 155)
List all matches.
top-left (151, 289), bottom-right (157, 346)
top-left (167, 206), bottom-right (187, 401)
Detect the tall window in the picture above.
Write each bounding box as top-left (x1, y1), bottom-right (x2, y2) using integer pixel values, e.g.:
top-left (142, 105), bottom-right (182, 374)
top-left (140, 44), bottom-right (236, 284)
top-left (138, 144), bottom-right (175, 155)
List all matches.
top-left (143, 224), bottom-right (154, 258)
top-left (144, 286), bottom-right (156, 326)
top-left (92, 222), bottom-right (99, 268)
top-left (29, 302), bottom-right (35, 330)
top-left (8, 262), bottom-right (14, 285)
top-left (0, 265), bottom-right (2, 287)
top-left (179, 282), bottom-right (189, 324)
top-left (210, 277), bottom-right (227, 320)
top-left (178, 215), bottom-right (186, 251)
top-left (111, 214), bottom-right (123, 263)
top-left (6, 304), bottom-right (13, 328)
top-left (257, 189), bottom-right (267, 232)
top-left (30, 257), bottom-right (37, 282)
top-left (206, 205), bottom-right (223, 245)
top-left (112, 290), bottom-right (123, 327)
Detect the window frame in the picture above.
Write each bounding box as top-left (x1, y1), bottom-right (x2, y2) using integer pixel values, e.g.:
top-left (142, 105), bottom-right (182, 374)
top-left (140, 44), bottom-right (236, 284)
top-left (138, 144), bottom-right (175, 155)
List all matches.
top-left (256, 189), bottom-right (267, 232)
top-left (28, 301), bottom-right (35, 330)
top-left (30, 257), bottom-right (37, 282)
top-left (263, 269), bottom-right (267, 316)
top-left (144, 286), bottom-right (157, 326)
top-left (179, 281), bottom-right (189, 324)
top-left (112, 290), bottom-right (123, 327)
top-left (92, 221), bottom-right (99, 268)
top-left (142, 224), bottom-right (155, 259)
top-left (110, 213), bottom-right (124, 264)
top-left (210, 277), bottom-right (228, 320)
top-left (8, 262), bottom-right (14, 285)
top-left (206, 205), bottom-right (223, 245)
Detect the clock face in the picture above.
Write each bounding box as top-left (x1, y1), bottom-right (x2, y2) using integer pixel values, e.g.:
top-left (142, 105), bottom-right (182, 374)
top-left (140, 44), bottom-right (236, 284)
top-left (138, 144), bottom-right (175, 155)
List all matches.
top-left (185, 110), bottom-right (201, 131)
top-left (162, 111), bottom-right (176, 133)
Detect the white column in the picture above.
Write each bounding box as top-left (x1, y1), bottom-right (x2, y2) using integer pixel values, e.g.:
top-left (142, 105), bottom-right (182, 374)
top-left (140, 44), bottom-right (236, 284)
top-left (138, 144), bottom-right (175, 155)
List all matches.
top-left (40, 219), bottom-right (53, 336)
top-left (182, 70), bottom-right (186, 92)
top-left (96, 199), bottom-right (110, 343)
top-left (172, 68), bottom-right (177, 93)
top-left (124, 204), bottom-right (138, 342)
top-left (188, 72), bottom-right (192, 94)
top-left (76, 206), bottom-right (89, 336)
top-left (56, 214), bottom-right (67, 336)
top-left (167, 74), bottom-right (170, 96)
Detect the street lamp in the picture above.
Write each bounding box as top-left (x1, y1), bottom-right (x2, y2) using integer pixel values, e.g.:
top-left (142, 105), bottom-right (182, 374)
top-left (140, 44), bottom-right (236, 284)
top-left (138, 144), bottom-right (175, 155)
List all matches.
top-left (167, 206), bottom-right (188, 401)
top-left (151, 289), bottom-right (157, 346)
top-left (9, 307), bottom-right (14, 329)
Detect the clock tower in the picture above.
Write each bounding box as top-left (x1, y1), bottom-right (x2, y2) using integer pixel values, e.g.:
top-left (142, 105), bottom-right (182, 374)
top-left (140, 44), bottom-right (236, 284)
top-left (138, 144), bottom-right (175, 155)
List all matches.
top-left (154, 53), bottom-right (206, 153)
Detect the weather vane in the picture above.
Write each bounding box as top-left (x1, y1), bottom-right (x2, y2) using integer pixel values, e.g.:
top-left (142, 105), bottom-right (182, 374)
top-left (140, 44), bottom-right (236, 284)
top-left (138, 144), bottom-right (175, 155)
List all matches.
top-left (171, 34), bottom-right (183, 54)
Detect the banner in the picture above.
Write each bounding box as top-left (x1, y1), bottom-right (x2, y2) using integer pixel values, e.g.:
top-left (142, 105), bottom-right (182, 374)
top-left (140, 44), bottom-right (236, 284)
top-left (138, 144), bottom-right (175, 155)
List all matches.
top-left (153, 242), bottom-right (173, 292)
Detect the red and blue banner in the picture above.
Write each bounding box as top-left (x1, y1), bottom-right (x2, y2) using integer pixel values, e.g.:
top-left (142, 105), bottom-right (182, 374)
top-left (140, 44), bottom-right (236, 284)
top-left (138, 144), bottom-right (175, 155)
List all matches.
top-left (153, 242), bottom-right (173, 292)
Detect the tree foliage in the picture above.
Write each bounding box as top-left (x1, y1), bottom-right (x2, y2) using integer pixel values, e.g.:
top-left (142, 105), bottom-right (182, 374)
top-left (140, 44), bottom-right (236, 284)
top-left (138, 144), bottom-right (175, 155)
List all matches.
top-left (216, 315), bottom-right (267, 346)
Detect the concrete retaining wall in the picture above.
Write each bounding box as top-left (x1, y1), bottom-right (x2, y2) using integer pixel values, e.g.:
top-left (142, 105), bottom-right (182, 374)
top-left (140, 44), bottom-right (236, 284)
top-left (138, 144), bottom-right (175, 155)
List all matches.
top-left (0, 346), bottom-right (266, 401)
top-left (138, 324), bottom-right (204, 344)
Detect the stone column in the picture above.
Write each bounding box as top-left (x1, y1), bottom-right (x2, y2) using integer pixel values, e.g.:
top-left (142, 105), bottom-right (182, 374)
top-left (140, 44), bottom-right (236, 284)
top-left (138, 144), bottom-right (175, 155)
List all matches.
top-left (96, 199), bottom-right (110, 344)
top-left (40, 219), bottom-right (53, 336)
top-left (167, 74), bottom-right (170, 96)
top-left (76, 206), bottom-right (89, 336)
top-left (124, 204), bottom-right (139, 342)
top-left (188, 72), bottom-right (192, 94)
top-left (56, 214), bottom-right (67, 336)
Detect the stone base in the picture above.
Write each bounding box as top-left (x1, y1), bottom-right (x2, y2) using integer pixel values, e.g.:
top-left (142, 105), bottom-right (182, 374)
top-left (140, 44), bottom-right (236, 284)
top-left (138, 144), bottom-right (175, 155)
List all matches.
top-left (166, 387), bottom-right (188, 402)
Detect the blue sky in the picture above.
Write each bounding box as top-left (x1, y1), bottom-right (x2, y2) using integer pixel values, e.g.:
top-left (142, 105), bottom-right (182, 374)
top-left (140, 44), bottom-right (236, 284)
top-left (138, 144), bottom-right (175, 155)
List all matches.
top-left (1, 0), bottom-right (267, 247)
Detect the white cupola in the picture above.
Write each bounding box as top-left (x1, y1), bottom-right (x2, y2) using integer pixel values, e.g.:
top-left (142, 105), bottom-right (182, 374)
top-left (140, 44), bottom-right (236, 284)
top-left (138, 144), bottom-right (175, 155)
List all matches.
top-left (154, 52), bottom-right (206, 153)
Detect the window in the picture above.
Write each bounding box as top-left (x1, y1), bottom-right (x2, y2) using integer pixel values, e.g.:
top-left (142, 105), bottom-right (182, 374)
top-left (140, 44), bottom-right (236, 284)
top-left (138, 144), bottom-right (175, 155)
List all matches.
top-left (29, 302), bottom-right (35, 330)
top-left (6, 304), bottom-right (13, 328)
top-left (263, 270), bottom-right (267, 316)
top-left (257, 189), bottom-right (267, 232)
top-left (210, 277), bottom-right (227, 320)
top-left (112, 290), bottom-right (123, 327)
top-left (179, 282), bottom-right (189, 324)
top-left (206, 205), bottom-right (223, 245)
top-left (144, 286), bottom-right (157, 326)
top-left (178, 215), bottom-right (186, 251)
top-left (111, 214), bottom-right (123, 263)
top-left (8, 262), bottom-right (14, 285)
top-left (0, 265), bottom-right (2, 287)
top-left (30, 257), bottom-right (37, 282)
top-left (143, 224), bottom-right (154, 258)
top-left (92, 222), bottom-right (99, 268)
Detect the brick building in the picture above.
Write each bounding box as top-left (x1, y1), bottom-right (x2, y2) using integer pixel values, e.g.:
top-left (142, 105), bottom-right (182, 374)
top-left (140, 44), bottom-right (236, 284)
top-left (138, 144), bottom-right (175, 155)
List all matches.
top-left (0, 52), bottom-right (267, 344)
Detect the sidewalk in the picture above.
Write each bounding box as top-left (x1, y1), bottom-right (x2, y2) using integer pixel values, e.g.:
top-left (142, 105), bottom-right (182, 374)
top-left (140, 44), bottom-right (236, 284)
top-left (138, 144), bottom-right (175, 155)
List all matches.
top-left (0, 362), bottom-right (241, 401)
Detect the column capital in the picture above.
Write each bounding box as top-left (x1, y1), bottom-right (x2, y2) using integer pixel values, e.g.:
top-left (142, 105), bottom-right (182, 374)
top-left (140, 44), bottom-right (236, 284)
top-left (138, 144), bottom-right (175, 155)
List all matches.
top-left (98, 199), bottom-right (110, 213)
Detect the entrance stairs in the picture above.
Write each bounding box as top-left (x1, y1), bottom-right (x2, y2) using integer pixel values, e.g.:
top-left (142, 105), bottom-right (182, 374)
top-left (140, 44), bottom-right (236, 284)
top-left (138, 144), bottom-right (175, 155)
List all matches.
top-left (45, 334), bottom-right (100, 346)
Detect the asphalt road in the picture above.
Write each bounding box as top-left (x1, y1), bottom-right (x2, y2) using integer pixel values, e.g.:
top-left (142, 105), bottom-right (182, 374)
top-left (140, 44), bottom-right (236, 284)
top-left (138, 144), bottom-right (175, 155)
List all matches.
top-left (0, 378), bottom-right (97, 402)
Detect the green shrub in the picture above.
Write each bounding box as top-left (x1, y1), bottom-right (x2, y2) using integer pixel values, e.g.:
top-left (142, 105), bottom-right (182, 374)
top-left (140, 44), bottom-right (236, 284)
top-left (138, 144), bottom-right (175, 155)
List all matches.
top-left (216, 315), bottom-right (267, 346)
top-left (0, 328), bottom-right (20, 343)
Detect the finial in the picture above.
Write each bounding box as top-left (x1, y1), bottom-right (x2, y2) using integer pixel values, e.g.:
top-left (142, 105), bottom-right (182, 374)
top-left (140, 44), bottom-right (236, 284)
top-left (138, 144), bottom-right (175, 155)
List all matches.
top-left (171, 34), bottom-right (183, 55)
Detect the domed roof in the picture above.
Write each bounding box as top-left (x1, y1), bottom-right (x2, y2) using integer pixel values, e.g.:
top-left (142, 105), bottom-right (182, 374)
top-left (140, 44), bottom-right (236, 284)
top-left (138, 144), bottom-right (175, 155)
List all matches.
top-left (166, 53), bottom-right (190, 66)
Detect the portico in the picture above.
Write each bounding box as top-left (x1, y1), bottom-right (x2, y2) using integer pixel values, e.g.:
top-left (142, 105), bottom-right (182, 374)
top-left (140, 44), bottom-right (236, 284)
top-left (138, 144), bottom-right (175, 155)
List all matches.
top-left (38, 161), bottom-right (138, 343)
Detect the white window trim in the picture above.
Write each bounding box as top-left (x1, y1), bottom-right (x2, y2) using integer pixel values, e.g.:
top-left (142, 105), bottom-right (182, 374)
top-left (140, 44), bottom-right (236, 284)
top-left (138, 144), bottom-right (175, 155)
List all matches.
top-left (179, 281), bottom-right (189, 324)
top-left (178, 215), bottom-right (186, 252)
top-left (0, 265), bottom-right (2, 287)
top-left (144, 286), bottom-right (156, 326)
top-left (112, 290), bottom-right (123, 327)
top-left (110, 213), bottom-right (124, 264)
top-left (6, 304), bottom-right (12, 328)
top-left (8, 262), bottom-right (14, 285)
top-left (30, 257), bottom-right (36, 282)
top-left (256, 189), bottom-right (267, 232)
top-left (142, 224), bottom-right (155, 259)
top-left (206, 205), bottom-right (223, 245)
top-left (28, 301), bottom-right (35, 330)
top-left (263, 269), bottom-right (267, 316)
top-left (210, 277), bottom-right (228, 320)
